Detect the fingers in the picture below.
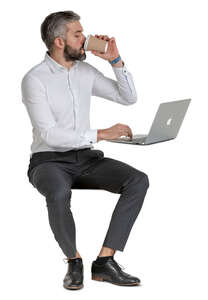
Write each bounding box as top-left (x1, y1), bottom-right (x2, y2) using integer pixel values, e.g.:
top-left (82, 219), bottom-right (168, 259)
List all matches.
top-left (125, 125), bottom-right (133, 138)
top-left (91, 50), bottom-right (101, 57)
top-left (95, 34), bottom-right (112, 41)
top-left (116, 123), bottom-right (133, 139)
top-left (128, 128), bottom-right (133, 139)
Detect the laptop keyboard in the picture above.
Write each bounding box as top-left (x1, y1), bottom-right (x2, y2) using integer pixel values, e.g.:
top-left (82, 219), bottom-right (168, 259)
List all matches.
top-left (117, 134), bottom-right (147, 143)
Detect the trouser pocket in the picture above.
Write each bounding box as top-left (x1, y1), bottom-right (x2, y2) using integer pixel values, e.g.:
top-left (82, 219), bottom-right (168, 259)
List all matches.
top-left (80, 150), bottom-right (104, 176)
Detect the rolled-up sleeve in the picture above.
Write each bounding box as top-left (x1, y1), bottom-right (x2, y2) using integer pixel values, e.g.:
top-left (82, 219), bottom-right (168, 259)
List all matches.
top-left (92, 63), bottom-right (137, 105)
top-left (21, 74), bottom-right (97, 148)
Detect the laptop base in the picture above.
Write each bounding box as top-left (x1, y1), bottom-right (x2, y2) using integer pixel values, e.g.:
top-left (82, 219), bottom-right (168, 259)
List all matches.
top-left (106, 135), bottom-right (175, 145)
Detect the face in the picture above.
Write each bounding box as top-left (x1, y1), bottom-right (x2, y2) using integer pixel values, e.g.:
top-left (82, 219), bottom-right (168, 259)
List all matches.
top-left (63, 21), bottom-right (86, 62)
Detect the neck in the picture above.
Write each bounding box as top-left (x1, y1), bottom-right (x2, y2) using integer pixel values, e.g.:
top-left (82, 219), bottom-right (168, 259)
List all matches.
top-left (48, 51), bottom-right (75, 70)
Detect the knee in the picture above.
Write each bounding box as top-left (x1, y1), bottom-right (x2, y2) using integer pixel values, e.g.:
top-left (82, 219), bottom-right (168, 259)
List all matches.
top-left (140, 172), bottom-right (150, 189)
top-left (133, 171), bottom-right (150, 190)
top-left (46, 188), bottom-right (72, 207)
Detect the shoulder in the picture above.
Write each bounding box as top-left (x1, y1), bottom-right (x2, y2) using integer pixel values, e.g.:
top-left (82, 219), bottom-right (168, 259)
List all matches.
top-left (78, 61), bottom-right (101, 76)
top-left (21, 64), bottom-right (47, 95)
top-left (21, 60), bottom-right (48, 86)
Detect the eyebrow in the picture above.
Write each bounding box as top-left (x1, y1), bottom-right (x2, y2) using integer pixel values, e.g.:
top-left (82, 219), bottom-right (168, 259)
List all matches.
top-left (74, 30), bottom-right (83, 33)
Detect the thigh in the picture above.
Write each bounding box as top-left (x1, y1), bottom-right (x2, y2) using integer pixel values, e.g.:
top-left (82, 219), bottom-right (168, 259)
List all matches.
top-left (72, 157), bottom-right (146, 194)
top-left (29, 162), bottom-right (74, 197)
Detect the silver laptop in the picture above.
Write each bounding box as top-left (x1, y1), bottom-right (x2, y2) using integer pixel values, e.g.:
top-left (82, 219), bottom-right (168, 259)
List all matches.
top-left (106, 99), bottom-right (191, 145)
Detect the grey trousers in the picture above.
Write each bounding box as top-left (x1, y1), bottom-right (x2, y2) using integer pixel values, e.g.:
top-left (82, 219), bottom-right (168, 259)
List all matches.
top-left (28, 148), bottom-right (149, 258)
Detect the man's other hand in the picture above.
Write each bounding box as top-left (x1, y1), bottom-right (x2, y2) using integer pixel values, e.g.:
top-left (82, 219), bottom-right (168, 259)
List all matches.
top-left (97, 123), bottom-right (133, 142)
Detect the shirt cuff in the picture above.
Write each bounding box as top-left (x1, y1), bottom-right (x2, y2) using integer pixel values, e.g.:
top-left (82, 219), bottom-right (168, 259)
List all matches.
top-left (81, 129), bottom-right (98, 144)
top-left (111, 62), bottom-right (128, 76)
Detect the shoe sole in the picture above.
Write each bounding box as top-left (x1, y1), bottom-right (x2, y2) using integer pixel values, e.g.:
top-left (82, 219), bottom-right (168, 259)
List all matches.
top-left (63, 284), bottom-right (84, 290)
top-left (92, 275), bottom-right (140, 286)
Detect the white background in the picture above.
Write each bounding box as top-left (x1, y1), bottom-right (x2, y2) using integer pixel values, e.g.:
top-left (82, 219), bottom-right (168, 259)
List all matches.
top-left (1, 0), bottom-right (207, 299)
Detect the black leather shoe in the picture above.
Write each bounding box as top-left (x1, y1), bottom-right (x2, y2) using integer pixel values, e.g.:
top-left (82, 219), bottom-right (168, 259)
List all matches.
top-left (91, 256), bottom-right (140, 286)
top-left (63, 258), bottom-right (84, 290)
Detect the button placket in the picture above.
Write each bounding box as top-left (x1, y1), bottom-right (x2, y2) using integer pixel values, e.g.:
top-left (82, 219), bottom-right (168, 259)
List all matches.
top-left (67, 72), bottom-right (76, 130)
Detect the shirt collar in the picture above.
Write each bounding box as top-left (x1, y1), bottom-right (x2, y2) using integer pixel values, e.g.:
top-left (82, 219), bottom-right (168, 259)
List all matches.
top-left (44, 51), bottom-right (79, 73)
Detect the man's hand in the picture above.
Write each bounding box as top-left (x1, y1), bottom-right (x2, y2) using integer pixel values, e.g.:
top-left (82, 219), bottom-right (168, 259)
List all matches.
top-left (97, 123), bottom-right (133, 142)
top-left (91, 35), bottom-right (120, 62)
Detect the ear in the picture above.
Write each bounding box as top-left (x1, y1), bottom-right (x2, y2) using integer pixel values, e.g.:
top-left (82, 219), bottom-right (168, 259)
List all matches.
top-left (54, 37), bottom-right (65, 49)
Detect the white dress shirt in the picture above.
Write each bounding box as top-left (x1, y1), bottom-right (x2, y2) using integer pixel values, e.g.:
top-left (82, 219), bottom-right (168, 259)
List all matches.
top-left (21, 51), bottom-right (137, 155)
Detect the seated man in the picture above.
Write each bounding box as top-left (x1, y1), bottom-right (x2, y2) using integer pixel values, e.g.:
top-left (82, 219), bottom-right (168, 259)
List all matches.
top-left (21, 10), bottom-right (149, 290)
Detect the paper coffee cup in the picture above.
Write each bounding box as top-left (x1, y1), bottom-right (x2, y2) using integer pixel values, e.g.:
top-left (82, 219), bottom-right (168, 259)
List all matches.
top-left (84, 34), bottom-right (108, 53)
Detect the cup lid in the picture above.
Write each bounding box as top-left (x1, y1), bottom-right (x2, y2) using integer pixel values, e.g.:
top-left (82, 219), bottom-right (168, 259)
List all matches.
top-left (83, 34), bottom-right (91, 50)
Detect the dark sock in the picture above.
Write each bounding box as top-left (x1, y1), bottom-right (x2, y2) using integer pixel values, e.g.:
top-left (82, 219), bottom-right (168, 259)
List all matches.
top-left (95, 255), bottom-right (114, 265)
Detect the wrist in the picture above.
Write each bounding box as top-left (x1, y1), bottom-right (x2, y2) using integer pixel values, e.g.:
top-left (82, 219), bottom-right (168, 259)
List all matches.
top-left (97, 129), bottom-right (104, 142)
top-left (111, 59), bottom-right (124, 67)
top-left (108, 55), bottom-right (123, 67)
top-left (108, 55), bottom-right (120, 64)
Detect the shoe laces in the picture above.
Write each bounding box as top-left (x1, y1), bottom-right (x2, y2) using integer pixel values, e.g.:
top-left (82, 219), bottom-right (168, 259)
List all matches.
top-left (113, 258), bottom-right (125, 270)
top-left (117, 262), bottom-right (125, 270)
top-left (63, 257), bottom-right (125, 270)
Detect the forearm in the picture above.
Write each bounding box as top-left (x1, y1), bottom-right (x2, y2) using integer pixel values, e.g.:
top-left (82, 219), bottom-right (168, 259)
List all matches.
top-left (109, 56), bottom-right (137, 101)
top-left (39, 126), bottom-right (97, 148)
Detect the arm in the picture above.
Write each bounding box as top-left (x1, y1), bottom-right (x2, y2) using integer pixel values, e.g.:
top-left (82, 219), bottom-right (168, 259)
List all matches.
top-left (21, 74), bottom-right (97, 148)
top-left (91, 35), bottom-right (137, 105)
top-left (92, 62), bottom-right (137, 105)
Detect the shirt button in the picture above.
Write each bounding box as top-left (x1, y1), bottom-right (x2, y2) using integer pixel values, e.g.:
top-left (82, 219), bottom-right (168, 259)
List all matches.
top-left (90, 141), bottom-right (92, 143)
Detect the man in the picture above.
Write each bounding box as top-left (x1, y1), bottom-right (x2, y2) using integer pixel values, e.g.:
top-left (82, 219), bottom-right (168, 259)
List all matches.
top-left (21, 11), bottom-right (149, 290)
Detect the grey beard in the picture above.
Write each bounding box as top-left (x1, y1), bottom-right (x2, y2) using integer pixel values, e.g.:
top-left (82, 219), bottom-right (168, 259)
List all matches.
top-left (63, 44), bottom-right (86, 62)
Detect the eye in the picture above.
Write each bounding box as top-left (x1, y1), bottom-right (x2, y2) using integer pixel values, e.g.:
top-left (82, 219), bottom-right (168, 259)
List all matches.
top-left (75, 35), bottom-right (81, 38)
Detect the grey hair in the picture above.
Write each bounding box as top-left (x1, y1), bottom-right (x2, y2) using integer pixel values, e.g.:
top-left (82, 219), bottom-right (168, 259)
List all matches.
top-left (40, 11), bottom-right (80, 52)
